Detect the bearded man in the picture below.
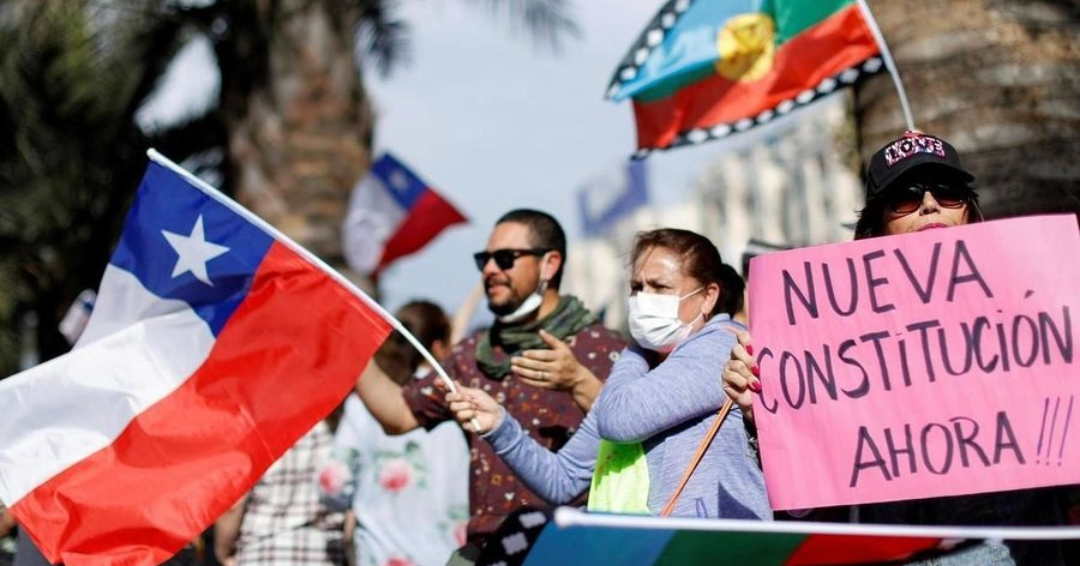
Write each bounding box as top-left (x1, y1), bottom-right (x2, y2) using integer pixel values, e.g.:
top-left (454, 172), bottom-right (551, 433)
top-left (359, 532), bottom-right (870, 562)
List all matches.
top-left (353, 209), bottom-right (626, 563)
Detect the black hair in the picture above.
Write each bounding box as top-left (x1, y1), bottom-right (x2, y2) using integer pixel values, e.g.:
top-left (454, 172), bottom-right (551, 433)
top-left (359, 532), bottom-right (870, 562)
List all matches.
top-left (854, 170), bottom-right (983, 240)
top-left (716, 263), bottom-right (745, 317)
top-left (496, 209), bottom-right (567, 289)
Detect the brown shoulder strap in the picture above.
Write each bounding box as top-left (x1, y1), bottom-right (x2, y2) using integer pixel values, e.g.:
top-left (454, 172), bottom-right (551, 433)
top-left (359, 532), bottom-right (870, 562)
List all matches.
top-left (659, 398), bottom-right (734, 517)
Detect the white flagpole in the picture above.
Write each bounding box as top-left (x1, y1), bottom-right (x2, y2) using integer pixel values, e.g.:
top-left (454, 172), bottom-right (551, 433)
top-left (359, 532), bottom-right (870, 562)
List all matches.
top-left (855, 0), bottom-right (916, 131)
top-left (554, 507), bottom-right (1080, 540)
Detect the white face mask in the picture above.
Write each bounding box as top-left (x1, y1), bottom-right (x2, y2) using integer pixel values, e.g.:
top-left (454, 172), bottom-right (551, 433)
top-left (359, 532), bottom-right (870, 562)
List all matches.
top-left (627, 287), bottom-right (703, 352)
top-left (497, 280), bottom-right (547, 323)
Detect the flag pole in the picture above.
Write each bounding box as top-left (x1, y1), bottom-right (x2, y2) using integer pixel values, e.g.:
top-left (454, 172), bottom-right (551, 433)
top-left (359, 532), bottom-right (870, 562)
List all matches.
top-left (855, 0), bottom-right (916, 130)
top-left (146, 149), bottom-right (480, 430)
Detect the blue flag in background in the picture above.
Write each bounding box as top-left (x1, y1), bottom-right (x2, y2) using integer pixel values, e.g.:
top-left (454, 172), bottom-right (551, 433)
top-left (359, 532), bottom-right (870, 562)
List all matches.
top-left (578, 160), bottom-right (649, 238)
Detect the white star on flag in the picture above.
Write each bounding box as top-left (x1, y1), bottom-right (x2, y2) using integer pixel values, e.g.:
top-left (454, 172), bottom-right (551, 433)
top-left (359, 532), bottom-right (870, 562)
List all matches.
top-left (162, 215), bottom-right (230, 286)
top-left (388, 169), bottom-right (409, 193)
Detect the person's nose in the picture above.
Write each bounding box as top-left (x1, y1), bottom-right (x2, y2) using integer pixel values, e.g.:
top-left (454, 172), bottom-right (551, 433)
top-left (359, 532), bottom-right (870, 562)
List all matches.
top-left (480, 255), bottom-right (501, 277)
top-left (918, 190), bottom-right (942, 215)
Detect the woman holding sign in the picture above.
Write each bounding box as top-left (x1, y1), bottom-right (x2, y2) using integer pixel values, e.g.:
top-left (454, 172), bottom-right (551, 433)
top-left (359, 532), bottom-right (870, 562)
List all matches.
top-left (722, 130), bottom-right (1072, 566)
top-left (447, 228), bottom-right (770, 520)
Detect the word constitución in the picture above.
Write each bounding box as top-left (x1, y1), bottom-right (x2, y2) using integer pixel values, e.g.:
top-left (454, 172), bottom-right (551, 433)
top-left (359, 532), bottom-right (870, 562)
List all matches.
top-left (755, 306), bottom-right (1073, 415)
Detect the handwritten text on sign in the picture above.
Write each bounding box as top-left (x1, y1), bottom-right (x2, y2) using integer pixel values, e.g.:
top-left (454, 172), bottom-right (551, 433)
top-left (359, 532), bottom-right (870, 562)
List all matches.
top-left (749, 215), bottom-right (1078, 510)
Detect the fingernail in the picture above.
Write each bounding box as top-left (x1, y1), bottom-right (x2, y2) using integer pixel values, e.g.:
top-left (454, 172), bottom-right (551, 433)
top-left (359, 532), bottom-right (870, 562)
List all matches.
top-left (751, 366), bottom-right (760, 377)
top-left (750, 380), bottom-right (762, 393)
top-left (746, 345), bottom-right (754, 356)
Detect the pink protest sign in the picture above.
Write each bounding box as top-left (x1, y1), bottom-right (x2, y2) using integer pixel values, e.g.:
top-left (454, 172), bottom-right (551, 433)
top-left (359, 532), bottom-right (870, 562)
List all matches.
top-left (748, 215), bottom-right (1079, 511)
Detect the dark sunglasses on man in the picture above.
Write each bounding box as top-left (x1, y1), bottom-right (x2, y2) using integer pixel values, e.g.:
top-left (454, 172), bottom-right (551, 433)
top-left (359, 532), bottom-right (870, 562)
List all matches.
top-left (473, 248), bottom-right (549, 271)
top-left (886, 183), bottom-right (971, 215)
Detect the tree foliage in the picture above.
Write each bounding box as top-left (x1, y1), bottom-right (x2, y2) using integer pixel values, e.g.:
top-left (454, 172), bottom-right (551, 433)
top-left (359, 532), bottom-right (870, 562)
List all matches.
top-left (0, 0), bottom-right (224, 374)
top-left (0, 0), bottom-right (578, 375)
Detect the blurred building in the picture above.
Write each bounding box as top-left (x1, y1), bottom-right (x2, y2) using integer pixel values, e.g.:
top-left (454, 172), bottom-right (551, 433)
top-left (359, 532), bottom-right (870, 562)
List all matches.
top-left (564, 94), bottom-right (863, 329)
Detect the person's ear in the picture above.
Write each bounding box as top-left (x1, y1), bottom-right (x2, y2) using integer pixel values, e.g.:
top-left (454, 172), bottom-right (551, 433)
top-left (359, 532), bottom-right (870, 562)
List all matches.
top-left (540, 251), bottom-right (562, 283)
top-left (701, 282), bottom-right (721, 318)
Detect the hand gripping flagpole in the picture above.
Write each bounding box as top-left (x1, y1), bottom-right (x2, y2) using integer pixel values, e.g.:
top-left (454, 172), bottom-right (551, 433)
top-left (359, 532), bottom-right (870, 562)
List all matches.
top-left (382, 323), bottom-right (485, 434)
top-left (855, 0), bottom-right (916, 131)
top-left (146, 149), bottom-right (481, 432)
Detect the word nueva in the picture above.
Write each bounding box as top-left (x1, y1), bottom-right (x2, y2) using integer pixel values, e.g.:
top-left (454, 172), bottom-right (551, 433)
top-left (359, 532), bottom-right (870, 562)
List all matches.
top-left (781, 240), bottom-right (990, 327)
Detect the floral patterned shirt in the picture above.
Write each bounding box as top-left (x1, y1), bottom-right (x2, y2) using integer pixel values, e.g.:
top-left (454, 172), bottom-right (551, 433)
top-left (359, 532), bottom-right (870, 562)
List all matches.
top-left (320, 395), bottom-right (469, 566)
top-left (401, 321), bottom-right (626, 548)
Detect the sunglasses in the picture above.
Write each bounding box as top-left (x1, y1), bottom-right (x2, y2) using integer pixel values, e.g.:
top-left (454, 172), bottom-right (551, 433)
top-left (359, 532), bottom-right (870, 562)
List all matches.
top-left (886, 183), bottom-right (970, 214)
top-left (473, 248), bottom-right (549, 271)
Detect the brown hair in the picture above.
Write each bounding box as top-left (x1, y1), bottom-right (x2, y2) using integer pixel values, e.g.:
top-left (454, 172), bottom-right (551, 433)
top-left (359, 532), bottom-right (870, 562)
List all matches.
top-left (375, 300), bottom-right (451, 386)
top-left (630, 228), bottom-right (744, 317)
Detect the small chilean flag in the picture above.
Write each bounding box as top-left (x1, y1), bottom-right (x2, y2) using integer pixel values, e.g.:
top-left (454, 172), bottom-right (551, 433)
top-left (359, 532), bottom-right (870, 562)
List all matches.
top-left (342, 153), bottom-right (467, 277)
top-left (0, 151), bottom-right (393, 566)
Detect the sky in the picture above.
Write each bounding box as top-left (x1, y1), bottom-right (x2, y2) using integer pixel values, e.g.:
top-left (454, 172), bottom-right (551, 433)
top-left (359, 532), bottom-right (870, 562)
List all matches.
top-left (138, 0), bottom-right (802, 321)
top-left (365, 0), bottom-right (746, 316)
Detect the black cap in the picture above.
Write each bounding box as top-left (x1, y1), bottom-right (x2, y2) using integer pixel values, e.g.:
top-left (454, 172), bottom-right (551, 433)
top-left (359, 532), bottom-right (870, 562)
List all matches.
top-left (866, 130), bottom-right (974, 197)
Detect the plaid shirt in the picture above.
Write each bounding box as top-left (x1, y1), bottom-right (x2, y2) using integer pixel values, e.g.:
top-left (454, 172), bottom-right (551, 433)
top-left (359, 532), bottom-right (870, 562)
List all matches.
top-left (236, 422), bottom-right (345, 565)
top-left (403, 321), bottom-right (626, 548)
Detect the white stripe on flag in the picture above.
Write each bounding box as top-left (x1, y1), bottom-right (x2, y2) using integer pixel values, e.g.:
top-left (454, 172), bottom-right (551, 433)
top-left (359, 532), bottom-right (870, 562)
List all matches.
top-left (342, 173), bottom-right (406, 274)
top-left (77, 265), bottom-right (204, 348)
top-left (0, 266), bottom-right (214, 504)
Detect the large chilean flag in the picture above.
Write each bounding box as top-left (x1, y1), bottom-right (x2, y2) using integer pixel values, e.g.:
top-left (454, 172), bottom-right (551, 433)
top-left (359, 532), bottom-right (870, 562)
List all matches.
top-left (0, 151), bottom-right (393, 565)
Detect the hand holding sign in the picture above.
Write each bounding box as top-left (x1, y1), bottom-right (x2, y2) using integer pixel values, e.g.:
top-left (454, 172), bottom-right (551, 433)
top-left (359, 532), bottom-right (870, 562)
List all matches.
top-left (722, 330), bottom-right (761, 423)
top-left (749, 215), bottom-right (1079, 511)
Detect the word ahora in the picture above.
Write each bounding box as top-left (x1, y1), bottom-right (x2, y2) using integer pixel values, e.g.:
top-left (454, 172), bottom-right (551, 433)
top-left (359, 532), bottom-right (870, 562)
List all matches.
top-left (849, 411), bottom-right (1024, 488)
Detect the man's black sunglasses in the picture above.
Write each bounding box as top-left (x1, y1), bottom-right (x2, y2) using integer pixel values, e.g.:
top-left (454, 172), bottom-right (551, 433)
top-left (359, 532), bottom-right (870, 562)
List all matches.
top-left (887, 183), bottom-right (971, 214)
top-left (473, 248), bottom-right (549, 271)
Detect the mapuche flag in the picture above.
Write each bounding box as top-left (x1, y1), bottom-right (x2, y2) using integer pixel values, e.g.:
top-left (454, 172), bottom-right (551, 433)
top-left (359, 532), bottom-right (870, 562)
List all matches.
top-left (482, 507), bottom-right (1061, 566)
top-left (0, 151), bottom-right (394, 565)
top-left (607, 0), bottom-right (884, 155)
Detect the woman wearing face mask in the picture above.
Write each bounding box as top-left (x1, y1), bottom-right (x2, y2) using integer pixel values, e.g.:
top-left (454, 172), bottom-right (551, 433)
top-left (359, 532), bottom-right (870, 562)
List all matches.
top-left (447, 228), bottom-right (770, 520)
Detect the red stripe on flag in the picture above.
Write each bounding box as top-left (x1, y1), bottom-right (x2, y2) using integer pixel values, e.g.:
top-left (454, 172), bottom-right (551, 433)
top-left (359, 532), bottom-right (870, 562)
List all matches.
top-left (13, 243), bottom-right (392, 566)
top-left (785, 534), bottom-right (945, 565)
top-left (633, 3), bottom-right (879, 150)
top-left (377, 189), bottom-right (467, 273)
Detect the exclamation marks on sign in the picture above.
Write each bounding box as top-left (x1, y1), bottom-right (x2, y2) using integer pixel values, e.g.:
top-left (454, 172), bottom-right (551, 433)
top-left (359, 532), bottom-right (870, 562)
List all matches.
top-left (1037, 395), bottom-right (1074, 466)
